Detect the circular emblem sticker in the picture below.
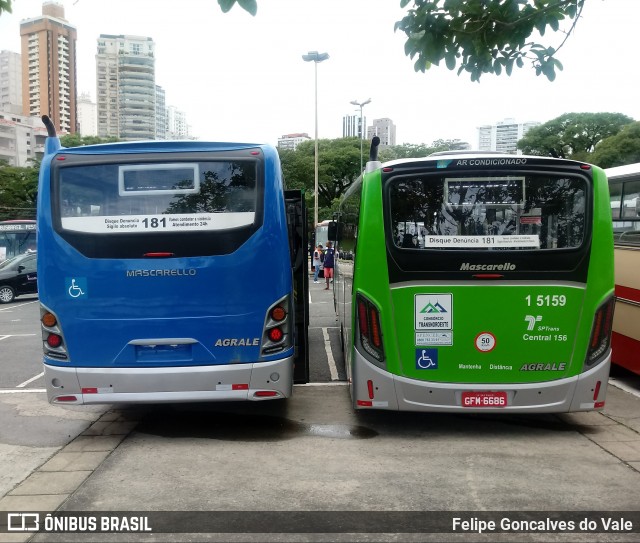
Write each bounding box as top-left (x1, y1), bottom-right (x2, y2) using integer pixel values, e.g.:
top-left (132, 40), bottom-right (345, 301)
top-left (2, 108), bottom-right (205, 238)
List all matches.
top-left (475, 332), bottom-right (496, 352)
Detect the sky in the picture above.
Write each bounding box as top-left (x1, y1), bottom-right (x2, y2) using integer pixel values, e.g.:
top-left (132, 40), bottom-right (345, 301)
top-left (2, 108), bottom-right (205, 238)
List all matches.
top-left (1, 0), bottom-right (638, 147)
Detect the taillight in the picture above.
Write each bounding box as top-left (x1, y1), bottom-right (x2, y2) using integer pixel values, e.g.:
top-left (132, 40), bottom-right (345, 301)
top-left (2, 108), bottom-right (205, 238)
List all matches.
top-left (271, 306), bottom-right (286, 322)
top-left (585, 297), bottom-right (615, 367)
top-left (356, 293), bottom-right (385, 366)
top-left (46, 333), bottom-right (62, 348)
top-left (357, 298), bottom-right (369, 337)
top-left (261, 295), bottom-right (292, 356)
top-left (40, 305), bottom-right (68, 360)
top-left (268, 327), bottom-right (284, 342)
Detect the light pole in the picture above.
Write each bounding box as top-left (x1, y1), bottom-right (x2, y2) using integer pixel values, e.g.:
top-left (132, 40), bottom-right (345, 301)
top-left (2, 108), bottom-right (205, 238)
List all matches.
top-left (302, 51), bottom-right (329, 228)
top-left (350, 98), bottom-right (371, 173)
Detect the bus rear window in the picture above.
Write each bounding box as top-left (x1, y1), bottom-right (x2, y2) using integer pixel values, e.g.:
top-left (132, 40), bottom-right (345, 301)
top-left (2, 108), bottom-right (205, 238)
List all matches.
top-left (388, 173), bottom-right (587, 250)
top-left (58, 160), bottom-right (258, 234)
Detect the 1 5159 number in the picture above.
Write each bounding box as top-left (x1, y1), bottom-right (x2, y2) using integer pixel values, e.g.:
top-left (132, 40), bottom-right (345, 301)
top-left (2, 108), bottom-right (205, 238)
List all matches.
top-left (525, 294), bottom-right (566, 307)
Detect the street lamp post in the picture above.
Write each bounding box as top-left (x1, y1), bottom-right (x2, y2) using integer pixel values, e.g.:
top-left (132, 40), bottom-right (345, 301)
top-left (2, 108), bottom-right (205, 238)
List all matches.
top-left (350, 98), bottom-right (371, 173)
top-left (302, 51), bottom-right (329, 228)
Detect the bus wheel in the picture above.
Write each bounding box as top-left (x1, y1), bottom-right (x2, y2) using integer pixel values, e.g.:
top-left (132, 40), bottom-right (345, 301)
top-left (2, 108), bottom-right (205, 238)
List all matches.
top-left (0, 286), bottom-right (15, 304)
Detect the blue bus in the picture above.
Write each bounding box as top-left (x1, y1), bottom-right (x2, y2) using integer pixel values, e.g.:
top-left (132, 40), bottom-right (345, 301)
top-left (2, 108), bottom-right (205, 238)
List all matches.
top-left (0, 220), bottom-right (37, 262)
top-left (37, 117), bottom-right (308, 405)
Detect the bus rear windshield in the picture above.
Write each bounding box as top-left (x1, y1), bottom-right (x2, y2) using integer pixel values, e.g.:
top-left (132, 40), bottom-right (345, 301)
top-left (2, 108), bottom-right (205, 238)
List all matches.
top-left (57, 159), bottom-right (259, 235)
top-left (388, 172), bottom-right (587, 251)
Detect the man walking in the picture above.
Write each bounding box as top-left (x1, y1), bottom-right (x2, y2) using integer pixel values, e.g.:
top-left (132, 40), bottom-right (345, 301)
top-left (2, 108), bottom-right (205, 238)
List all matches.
top-left (323, 241), bottom-right (335, 290)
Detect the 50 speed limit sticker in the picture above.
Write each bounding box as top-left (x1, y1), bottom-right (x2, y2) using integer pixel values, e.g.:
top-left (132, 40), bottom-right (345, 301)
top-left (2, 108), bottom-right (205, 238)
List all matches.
top-left (475, 332), bottom-right (496, 352)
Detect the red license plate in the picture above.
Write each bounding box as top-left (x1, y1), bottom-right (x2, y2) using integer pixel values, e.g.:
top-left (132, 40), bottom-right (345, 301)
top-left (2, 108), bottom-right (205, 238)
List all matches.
top-left (461, 391), bottom-right (508, 408)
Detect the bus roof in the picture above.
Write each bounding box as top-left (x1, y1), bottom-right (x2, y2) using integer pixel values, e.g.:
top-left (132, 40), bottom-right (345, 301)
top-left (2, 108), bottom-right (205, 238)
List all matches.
top-left (45, 140), bottom-right (274, 157)
top-left (604, 162), bottom-right (640, 180)
top-left (376, 152), bottom-right (591, 170)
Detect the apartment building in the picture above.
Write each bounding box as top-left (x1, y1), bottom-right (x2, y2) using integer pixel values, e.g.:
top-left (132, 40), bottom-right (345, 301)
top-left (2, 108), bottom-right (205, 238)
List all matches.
top-left (19, 2), bottom-right (77, 134)
top-left (96, 34), bottom-right (156, 140)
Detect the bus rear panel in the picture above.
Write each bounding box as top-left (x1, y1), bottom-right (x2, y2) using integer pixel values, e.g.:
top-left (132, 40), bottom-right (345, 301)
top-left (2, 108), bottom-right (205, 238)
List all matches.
top-left (336, 154), bottom-right (614, 412)
top-left (38, 141), bottom-right (295, 405)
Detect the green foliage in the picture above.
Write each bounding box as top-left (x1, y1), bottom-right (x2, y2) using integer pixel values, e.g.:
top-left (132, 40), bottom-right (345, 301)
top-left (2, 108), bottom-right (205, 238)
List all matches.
top-left (0, 0), bottom-right (12, 16)
top-left (217, 0), bottom-right (257, 16)
top-left (379, 139), bottom-right (469, 161)
top-left (279, 138), bottom-right (470, 221)
top-left (517, 112), bottom-right (635, 159)
top-left (396, 0), bottom-right (583, 81)
top-left (215, 0), bottom-right (586, 80)
top-left (280, 138), bottom-right (361, 221)
top-left (0, 160), bottom-right (39, 221)
top-left (60, 134), bottom-right (120, 147)
top-left (589, 122), bottom-right (640, 169)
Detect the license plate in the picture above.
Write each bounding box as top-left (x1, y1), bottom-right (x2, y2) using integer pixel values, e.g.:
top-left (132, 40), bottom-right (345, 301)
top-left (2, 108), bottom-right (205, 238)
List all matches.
top-left (461, 391), bottom-right (507, 408)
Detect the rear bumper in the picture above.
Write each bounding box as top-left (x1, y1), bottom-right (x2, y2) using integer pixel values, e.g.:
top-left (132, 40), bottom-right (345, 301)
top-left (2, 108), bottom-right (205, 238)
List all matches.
top-left (351, 348), bottom-right (611, 413)
top-left (44, 357), bottom-right (293, 405)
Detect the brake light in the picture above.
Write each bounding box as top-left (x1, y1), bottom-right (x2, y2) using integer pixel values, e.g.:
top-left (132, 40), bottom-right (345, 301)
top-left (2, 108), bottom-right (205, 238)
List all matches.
top-left (261, 295), bottom-right (291, 356)
top-left (370, 307), bottom-right (382, 349)
top-left (356, 294), bottom-right (385, 366)
top-left (586, 297), bottom-right (615, 367)
top-left (40, 305), bottom-right (68, 360)
top-left (46, 333), bottom-right (63, 348)
top-left (268, 327), bottom-right (284, 342)
top-left (357, 298), bottom-right (369, 337)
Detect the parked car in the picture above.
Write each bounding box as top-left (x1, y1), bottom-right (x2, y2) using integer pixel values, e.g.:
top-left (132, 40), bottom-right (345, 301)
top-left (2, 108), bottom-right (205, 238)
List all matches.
top-left (0, 252), bottom-right (38, 303)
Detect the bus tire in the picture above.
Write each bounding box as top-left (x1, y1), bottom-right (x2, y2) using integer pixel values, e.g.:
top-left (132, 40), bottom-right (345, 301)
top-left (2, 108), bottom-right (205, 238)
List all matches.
top-left (0, 285), bottom-right (15, 304)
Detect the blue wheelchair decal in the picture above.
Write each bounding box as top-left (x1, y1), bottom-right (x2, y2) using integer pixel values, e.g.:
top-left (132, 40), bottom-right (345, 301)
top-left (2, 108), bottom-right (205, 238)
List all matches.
top-left (415, 348), bottom-right (438, 370)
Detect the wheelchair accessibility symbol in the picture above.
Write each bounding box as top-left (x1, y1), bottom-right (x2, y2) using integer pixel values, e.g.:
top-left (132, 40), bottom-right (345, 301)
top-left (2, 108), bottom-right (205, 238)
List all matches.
top-left (416, 348), bottom-right (438, 370)
top-left (66, 277), bottom-right (87, 299)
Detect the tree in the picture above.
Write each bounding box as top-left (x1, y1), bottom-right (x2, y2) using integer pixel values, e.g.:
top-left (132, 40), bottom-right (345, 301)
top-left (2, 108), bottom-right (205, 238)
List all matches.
top-left (517, 112), bottom-right (635, 159)
top-left (0, 0), bottom-right (12, 18)
top-left (379, 139), bottom-right (469, 161)
top-left (218, 0), bottom-right (586, 81)
top-left (0, 160), bottom-right (39, 221)
top-left (60, 134), bottom-right (120, 147)
top-left (589, 122), bottom-right (640, 168)
top-left (279, 138), bottom-right (361, 222)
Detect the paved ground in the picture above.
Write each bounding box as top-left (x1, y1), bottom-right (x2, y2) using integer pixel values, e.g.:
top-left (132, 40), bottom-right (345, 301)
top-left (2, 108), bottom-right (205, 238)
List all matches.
top-left (0, 282), bottom-right (639, 542)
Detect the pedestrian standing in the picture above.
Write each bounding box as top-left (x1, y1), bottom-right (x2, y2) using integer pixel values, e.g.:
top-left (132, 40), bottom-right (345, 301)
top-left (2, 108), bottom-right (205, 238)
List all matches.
top-left (312, 244), bottom-right (324, 283)
top-left (323, 241), bottom-right (335, 290)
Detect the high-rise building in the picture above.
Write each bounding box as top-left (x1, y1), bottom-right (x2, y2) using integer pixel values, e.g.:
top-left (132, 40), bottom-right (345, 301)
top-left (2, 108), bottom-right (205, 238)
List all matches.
top-left (0, 110), bottom-right (48, 166)
top-left (19, 2), bottom-right (77, 134)
top-left (96, 34), bottom-right (156, 141)
top-left (477, 118), bottom-right (540, 154)
top-left (277, 133), bottom-right (310, 151)
top-left (343, 114), bottom-right (366, 139)
top-left (155, 85), bottom-right (166, 140)
top-left (0, 51), bottom-right (23, 115)
top-left (77, 92), bottom-right (97, 136)
top-left (367, 118), bottom-right (396, 146)
top-left (166, 105), bottom-right (190, 140)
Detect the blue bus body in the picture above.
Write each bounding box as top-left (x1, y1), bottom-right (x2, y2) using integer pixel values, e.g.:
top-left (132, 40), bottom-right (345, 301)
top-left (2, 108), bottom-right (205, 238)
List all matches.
top-left (38, 138), bottom-right (297, 404)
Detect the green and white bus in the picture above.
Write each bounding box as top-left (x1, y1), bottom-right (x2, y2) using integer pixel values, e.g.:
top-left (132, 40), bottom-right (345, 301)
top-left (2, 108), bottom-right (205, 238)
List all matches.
top-left (333, 139), bottom-right (614, 412)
